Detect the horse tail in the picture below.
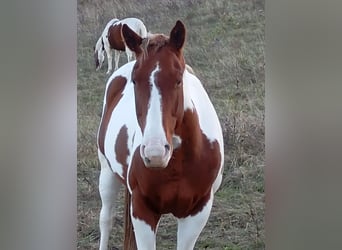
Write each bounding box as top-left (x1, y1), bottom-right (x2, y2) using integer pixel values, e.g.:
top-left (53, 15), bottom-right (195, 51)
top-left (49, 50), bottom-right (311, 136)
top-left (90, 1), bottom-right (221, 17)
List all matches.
top-left (123, 187), bottom-right (137, 250)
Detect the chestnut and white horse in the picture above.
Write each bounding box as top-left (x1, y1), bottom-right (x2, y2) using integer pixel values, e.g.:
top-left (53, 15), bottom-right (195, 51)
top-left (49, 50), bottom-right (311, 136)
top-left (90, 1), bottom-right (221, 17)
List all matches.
top-left (97, 20), bottom-right (224, 250)
top-left (94, 17), bottom-right (148, 74)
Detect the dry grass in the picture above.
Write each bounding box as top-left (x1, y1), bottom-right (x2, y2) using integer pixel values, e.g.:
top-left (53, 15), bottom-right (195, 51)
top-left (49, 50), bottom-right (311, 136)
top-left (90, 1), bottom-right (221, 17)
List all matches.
top-left (78, 0), bottom-right (264, 249)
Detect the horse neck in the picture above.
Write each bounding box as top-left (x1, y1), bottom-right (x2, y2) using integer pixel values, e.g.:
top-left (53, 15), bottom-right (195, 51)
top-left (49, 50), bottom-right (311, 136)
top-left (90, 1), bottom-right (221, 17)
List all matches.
top-left (176, 72), bottom-right (204, 154)
top-left (175, 108), bottom-right (203, 159)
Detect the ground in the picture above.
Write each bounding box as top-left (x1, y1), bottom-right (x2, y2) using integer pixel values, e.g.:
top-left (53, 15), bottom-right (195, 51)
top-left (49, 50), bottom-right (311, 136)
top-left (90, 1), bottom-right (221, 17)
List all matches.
top-left (78, 0), bottom-right (265, 249)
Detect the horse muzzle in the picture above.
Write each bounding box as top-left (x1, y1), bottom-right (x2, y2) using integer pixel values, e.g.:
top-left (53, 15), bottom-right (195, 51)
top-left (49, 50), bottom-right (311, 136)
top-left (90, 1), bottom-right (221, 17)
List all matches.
top-left (140, 141), bottom-right (172, 168)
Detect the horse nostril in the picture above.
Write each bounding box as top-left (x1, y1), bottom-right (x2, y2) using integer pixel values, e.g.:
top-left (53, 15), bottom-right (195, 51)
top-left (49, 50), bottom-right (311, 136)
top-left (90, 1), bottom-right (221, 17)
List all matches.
top-left (164, 144), bottom-right (170, 151)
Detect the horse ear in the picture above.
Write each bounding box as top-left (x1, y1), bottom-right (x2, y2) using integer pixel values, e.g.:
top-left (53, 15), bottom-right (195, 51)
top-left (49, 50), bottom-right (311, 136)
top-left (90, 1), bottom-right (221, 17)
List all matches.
top-left (169, 20), bottom-right (186, 51)
top-left (122, 24), bottom-right (143, 56)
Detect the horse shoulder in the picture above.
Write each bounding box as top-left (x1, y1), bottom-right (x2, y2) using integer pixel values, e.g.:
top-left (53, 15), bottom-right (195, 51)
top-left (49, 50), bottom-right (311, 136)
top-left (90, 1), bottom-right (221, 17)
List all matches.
top-left (183, 70), bottom-right (223, 143)
top-left (182, 70), bottom-right (224, 176)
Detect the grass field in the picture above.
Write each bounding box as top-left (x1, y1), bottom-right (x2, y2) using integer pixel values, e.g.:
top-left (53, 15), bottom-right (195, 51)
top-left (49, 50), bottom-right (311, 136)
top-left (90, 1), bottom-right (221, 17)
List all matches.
top-left (78, 0), bottom-right (265, 249)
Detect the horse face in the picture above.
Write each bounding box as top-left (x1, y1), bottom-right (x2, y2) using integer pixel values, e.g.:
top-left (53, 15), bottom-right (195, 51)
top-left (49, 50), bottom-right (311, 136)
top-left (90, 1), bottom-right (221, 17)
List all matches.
top-left (133, 58), bottom-right (184, 168)
top-left (123, 21), bottom-right (186, 168)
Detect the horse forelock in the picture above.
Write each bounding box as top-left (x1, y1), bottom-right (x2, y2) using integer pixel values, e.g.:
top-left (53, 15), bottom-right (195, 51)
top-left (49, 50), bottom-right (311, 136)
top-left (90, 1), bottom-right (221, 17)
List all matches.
top-left (137, 33), bottom-right (186, 73)
top-left (141, 34), bottom-right (169, 56)
top-left (132, 32), bottom-right (186, 85)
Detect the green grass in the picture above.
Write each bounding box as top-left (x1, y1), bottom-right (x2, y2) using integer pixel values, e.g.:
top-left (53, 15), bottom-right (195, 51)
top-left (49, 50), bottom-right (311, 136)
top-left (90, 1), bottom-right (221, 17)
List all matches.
top-left (78, 0), bottom-right (264, 249)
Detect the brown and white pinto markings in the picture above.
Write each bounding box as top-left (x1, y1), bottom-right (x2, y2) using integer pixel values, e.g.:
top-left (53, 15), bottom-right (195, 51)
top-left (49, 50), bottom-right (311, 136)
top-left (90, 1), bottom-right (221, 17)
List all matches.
top-left (94, 17), bottom-right (147, 74)
top-left (97, 20), bottom-right (224, 250)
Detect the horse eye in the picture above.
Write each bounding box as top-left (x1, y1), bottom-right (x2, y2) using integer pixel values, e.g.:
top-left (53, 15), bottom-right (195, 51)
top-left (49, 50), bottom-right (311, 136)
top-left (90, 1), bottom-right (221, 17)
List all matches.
top-left (176, 80), bottom-right (182, 86)
top-left (132, 80), bottom-right (136, 85)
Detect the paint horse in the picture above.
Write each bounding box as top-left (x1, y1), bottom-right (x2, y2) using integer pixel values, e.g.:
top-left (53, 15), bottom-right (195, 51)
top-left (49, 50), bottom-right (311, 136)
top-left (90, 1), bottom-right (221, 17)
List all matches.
top-left (97, 20), bottom-right (224, 250)
top-left (94, 17), bottom-right (148, 74)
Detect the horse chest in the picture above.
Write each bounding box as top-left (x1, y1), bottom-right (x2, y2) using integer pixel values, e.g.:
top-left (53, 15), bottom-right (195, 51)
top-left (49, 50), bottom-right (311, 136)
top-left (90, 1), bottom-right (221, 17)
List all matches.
top-left (130, 157), bottom-right (216, 216)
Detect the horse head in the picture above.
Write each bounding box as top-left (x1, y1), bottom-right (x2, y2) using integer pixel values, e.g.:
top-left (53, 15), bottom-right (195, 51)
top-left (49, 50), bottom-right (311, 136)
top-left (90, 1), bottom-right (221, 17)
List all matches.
top-left (122, 20), bottom-right (186, 168)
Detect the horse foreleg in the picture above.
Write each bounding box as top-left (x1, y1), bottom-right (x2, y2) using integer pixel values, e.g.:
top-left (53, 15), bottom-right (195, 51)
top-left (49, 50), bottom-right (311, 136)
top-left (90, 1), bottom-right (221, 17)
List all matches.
top-left (130, 192), bottom-right (160, 250)
top-left (98, 150), bottom-right (122, 250)
top-left (176, 191), bottom-right (214, 250)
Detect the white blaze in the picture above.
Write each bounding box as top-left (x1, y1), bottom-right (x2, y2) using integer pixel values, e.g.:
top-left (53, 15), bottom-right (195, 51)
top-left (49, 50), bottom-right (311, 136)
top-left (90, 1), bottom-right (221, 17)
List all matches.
top-left (142, 63), bottom-right (166, 143)
top-left (139, 63), bottom-right (172, 167)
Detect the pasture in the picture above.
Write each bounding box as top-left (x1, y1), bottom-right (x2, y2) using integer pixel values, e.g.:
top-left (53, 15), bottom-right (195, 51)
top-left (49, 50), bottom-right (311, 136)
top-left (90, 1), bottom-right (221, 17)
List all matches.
top-left (78, 0), bottom-right (265, 249)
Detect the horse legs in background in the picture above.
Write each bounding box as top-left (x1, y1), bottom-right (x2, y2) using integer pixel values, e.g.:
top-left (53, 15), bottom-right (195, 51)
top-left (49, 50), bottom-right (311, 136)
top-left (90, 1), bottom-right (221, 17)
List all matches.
top-left (176, 190), bottom-right (214, 250)
top-left (114, 50), bottom-right (121, 71)
top-left (125, 48), bottom-right (134, 63)
top-left (105, 47), bottom-right (113, 74)
top-left (98, 150), bottom-right (122, 250)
